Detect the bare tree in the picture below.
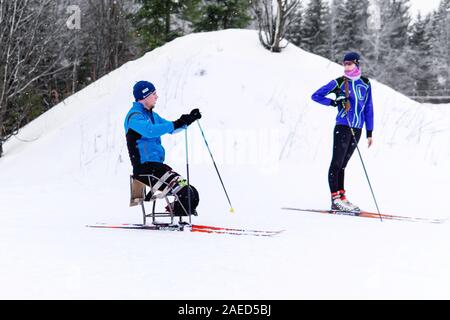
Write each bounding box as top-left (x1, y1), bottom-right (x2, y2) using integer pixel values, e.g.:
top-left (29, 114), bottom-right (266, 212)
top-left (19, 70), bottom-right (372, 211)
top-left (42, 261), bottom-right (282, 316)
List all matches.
top-left (85, 0), bottom-right (137, 81)
top-left (252, 0), bottom-right (300, 52)
top-left (0, 0), bottom-right (73, 157)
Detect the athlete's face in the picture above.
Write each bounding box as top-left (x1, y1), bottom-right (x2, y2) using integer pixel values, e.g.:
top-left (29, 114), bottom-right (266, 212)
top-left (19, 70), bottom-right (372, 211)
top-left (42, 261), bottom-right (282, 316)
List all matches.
top-left (343, 61), bottom-right (357, 72)
top-left (141, 91), bottom-right (158, 110)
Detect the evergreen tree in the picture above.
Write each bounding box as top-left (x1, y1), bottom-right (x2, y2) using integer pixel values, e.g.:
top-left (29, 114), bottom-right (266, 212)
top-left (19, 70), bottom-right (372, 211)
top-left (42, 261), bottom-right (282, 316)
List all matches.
top-left (364, 0), bottom-right (411, 93)
top-left (385, 0), bottom-right (411, 93)
top-left (342, 0), bottom-right (370, 55)
top-left (133, 0), bottom-right (200, 51)
top-left (329, 0), bottom-right (350, 62)
top-left (431, 0), bottom-right (450, 99)
top-left (193, 0), bottom-right (251, 32)
top-left (285, 2), bottom-right (303, 46)
top-left (408, 13), bottom-right (434, 98)
top-left (301, 0), bottom-right (330, 57)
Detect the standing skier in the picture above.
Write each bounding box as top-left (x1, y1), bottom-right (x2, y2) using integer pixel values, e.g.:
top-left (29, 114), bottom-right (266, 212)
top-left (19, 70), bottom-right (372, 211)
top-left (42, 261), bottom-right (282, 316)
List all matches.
top-left (124, 80), bottom-right (201, 216)
top-left (311, 52), bottom-right (374, 212)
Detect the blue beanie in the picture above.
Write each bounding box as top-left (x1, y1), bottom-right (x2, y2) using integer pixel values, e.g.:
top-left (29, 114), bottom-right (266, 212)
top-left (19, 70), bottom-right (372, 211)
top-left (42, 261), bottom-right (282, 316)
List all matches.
top-left (343, 52), bottom-right (360, 65)
top-left (133, 81), bottom-right (156, 101)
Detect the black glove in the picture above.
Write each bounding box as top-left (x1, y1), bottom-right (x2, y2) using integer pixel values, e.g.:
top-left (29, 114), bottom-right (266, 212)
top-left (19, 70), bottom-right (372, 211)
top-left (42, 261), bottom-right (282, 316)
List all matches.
top-left (173, 114), bottom-right (192, 130)
top-left (189, 108), bottom-right (202, 121)
top-left (173, 109), bottom-right (201, 130)
top-left (330, 94), bottom-right (348, 108)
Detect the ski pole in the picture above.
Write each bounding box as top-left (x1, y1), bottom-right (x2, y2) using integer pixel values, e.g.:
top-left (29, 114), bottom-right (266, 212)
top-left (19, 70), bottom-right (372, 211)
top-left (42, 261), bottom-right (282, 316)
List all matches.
top-left (184, 129), bottom-right (192, 224)
top-left (342, 77), bottom-right (381, 221)
top-left (196, 120), bottom-right (235, 213)
top-left (344, 114), bottom-right (382, 221)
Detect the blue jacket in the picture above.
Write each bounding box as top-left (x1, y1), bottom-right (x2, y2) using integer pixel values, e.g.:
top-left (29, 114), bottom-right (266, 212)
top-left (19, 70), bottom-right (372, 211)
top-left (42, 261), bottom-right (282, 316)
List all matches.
top-left (124, 102), bottom-right (175, 166)
top-left (311, 76), bottom-right (374, 137)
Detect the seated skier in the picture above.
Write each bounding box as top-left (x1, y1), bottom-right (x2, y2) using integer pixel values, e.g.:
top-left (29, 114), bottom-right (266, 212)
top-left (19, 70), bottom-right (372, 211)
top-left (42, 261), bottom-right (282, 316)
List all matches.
top-left (124, 80), bottom-right (201, 216)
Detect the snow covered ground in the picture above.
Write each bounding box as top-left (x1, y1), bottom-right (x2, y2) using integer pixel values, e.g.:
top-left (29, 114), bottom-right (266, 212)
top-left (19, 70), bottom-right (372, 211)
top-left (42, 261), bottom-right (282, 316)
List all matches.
top-left (1, 29), bottom-right (450, 299)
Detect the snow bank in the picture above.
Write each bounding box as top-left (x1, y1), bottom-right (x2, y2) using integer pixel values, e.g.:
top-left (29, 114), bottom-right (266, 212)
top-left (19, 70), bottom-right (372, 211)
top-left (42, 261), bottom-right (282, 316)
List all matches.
top-left (1, 29), bottom-right (449, 299)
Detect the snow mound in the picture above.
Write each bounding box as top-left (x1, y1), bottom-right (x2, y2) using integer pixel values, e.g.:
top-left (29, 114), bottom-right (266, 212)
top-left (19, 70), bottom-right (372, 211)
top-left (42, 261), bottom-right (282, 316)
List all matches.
top-left (1, 29), bottom-right (449, 299)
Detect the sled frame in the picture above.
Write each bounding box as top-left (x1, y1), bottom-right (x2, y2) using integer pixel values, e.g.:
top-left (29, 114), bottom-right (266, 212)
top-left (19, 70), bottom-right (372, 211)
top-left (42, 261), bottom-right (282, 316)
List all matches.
top-left (129, 174), bottom-right (190, 225)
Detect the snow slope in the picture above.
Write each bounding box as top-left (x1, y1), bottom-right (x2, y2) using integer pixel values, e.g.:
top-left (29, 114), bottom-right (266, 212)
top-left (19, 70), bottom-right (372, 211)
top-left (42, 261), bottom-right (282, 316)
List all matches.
top-left (1, 29), bottom-right (450, 299)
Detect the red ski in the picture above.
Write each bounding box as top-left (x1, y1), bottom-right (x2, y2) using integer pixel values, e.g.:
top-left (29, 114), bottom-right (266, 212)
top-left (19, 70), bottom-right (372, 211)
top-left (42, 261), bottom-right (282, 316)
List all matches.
top-left (281, 207), bottom-right (447, 224)
top-left (190, 224), bottom-right (284, 236)
top-left (86, 223), bottom-right (283, 237)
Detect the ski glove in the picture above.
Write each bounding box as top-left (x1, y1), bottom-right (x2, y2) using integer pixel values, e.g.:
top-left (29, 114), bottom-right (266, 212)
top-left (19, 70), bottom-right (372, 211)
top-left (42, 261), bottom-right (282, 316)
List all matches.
top-left (173, 108), bottom-right (202, 130)
top-left (330, 94), bottom-right (348, 108)
top-left (189, 108), bottom-right (202, 121)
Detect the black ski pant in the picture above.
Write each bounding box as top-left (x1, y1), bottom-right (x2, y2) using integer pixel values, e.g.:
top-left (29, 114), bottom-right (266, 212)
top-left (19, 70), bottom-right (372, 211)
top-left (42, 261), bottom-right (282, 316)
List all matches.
top-left (134, 162), bottom-right (199, 216)
top-left (328, 125), bottom-right (362, 194)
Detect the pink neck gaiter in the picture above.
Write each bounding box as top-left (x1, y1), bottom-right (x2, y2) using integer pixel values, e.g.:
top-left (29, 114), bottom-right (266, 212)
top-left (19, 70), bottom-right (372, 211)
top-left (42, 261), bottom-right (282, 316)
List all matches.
top-left (344, 66), bottom-right (361, 80)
